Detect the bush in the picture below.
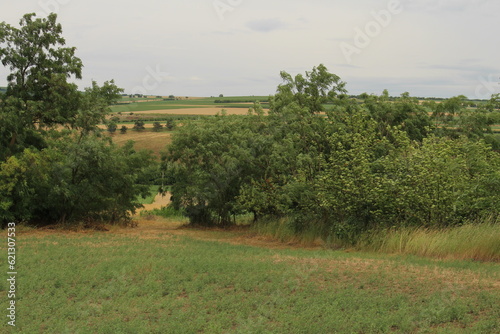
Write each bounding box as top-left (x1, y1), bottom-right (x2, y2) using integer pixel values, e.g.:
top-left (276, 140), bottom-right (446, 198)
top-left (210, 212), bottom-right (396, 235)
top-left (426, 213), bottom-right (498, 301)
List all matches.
top-left (1, 133), bottom-right (154, 226)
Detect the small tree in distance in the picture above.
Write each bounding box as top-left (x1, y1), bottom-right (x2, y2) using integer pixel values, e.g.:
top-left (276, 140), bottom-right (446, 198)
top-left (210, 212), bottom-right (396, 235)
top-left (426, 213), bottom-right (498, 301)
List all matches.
top-left (166, 119), bottom-right (176, 131)
top-left (152, 121), bottom-right (163, 132)
top-left (133, 120), bottom-right (145, 131)
top-left (107, 122), bottom-right (117, 133)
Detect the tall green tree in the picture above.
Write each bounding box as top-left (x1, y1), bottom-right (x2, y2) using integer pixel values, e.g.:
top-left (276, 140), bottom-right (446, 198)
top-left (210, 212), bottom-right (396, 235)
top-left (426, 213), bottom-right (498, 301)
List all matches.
top-left (0, 13), bottom-right (153, 226)
top-left (0, 13), bottom-right (83, 158)
top-left (269, 64), bottom-right (346, 115)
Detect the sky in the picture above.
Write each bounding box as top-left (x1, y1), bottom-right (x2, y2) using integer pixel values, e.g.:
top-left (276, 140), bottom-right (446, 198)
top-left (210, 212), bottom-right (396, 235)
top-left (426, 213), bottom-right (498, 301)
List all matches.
top-left (1, 0), bottom-right (499, 99)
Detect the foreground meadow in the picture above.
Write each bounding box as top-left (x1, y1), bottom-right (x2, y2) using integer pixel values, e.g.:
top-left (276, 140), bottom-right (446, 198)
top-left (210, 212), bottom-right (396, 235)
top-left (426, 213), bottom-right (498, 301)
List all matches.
top-left (2, 219), bottom-right (499, 333)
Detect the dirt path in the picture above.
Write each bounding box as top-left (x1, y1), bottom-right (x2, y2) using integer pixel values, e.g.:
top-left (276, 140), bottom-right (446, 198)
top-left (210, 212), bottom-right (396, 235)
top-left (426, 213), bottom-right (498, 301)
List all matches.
top-left (140, 192), bottom-right (172, 212)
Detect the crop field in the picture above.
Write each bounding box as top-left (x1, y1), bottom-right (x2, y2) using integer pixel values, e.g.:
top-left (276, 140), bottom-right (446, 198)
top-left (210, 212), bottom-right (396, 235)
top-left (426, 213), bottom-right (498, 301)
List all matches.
top-left (106, 130), bottom-right (172, 157)
top-left (110, 96), bottom-right (270, 114)
top-left (3, 219), bottom-right (499, 333)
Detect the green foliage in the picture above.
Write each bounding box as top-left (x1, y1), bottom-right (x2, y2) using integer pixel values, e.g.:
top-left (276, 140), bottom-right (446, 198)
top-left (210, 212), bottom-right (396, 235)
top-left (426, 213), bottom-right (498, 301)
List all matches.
top-left (0, 13), bottom-right (153, 226)
top-left (133, 120), bottom-right (145, 131)
top-left (73, 80), bottom-right (123, 135)
top-left (164, 64), bottom-right (500, 244)
top-left (165, 118), bottom-right (176, 130)
top-left (142, 205), bottom-right (186, 220)
top-left (1, 134), bottom-right (154, 225)
top-left (270, 63), bottom-right (346, 114)
top-left (107, 122), bottom-right (117, 133)
top-left (152, 121), bottom-right (163, 132)
top-left (362, 91), bottom-right (433, 141)
top-left (166, 114), bottom-right (270, 225)
top-left (376, 136), bottom-right (500, 228)
top-left (0, 13), bottom-right (83, 158)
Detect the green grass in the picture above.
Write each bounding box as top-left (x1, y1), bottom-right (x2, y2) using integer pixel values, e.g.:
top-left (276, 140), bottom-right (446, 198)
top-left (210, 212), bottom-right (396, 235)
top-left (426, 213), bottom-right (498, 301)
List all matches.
top-left (142, 205), bottom-right (185, 220)
top-left (2, 226), bottom-right (499, 333)
top-left (137, 185), bottom-right (160, 205)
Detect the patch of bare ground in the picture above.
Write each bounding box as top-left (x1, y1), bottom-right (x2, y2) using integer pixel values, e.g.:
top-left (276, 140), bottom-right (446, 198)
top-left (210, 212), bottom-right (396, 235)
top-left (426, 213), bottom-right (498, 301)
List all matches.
top-left (139, 192), bottom-right (172, 212)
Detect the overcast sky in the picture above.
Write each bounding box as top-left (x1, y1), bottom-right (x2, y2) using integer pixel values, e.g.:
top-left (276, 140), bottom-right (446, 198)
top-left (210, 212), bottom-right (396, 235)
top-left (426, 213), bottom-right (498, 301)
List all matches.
top-left (1, 0), bottom-right (499, 98)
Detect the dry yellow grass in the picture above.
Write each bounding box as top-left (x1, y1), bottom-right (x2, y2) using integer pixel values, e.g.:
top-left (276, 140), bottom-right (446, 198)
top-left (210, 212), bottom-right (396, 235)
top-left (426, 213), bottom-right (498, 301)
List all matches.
top-left (107, 130), bottom-right (172, 157)
top-left (142, 107), bottom-right (251, 115)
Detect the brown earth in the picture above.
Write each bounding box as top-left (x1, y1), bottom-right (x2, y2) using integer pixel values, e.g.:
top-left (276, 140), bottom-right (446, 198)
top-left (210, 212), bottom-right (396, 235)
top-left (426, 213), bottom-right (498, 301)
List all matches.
top-left (140, 192), bottom-right (172, 212)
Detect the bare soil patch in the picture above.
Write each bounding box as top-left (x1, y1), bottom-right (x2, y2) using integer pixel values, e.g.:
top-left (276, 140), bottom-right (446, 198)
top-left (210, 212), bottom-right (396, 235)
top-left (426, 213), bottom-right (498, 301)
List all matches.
top-left (140, 192), bottom-right (171, 212)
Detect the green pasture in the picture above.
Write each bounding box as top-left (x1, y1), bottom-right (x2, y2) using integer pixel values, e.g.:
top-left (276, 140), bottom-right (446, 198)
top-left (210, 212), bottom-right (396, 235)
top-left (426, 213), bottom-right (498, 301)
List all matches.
top-left (2, 226), bottom-right (499, 333)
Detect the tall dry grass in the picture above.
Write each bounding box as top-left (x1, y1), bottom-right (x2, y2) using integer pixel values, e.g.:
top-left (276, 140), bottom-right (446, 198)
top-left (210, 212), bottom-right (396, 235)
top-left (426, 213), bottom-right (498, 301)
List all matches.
top-left (253, 217), bottom-right (500, 262)
top-left (356, 221), bottom-right (500, 262)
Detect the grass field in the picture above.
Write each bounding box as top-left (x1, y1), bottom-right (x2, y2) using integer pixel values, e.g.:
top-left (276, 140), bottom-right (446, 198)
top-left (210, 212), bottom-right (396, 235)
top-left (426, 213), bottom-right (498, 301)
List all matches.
top-left (3, 219), bottom-right (499, 333)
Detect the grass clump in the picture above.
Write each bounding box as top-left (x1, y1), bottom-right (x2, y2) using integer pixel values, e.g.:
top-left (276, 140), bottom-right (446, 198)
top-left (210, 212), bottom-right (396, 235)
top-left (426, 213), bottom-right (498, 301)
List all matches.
top-left (142, 205), bottom-right (186, 220)
top-left (253, 217), bottom-right (500, 262)
top-left (357, 222), bottom-right (500, 262)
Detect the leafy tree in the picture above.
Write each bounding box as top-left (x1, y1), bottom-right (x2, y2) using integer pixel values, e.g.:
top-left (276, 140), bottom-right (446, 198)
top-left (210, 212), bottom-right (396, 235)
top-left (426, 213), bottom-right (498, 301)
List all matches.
top-left (0, 13), bottom-right (154, 226)
top-left (72, 80), bottom-right (123, 138)
top-left (269, 64), bottom-right (346, 115)
top-left (166, 114), bottom-right (272, 225)
top-left (164, 63), bottom-right (500, 239)
top-left (107, 122), bottom-right (117, 133)
top-left (152, 121), bottom-right (163, 132)
top-left (1, 134), bottom-right (153, 225)
top-left (0, 13), bottom-right (83, 159)
top-left (166, 119), bottom-right (176, 131)
top-left (375, 136), bottom-right (500, 228)
top-left (362, 91), bottom-right (433, 142)
top-left (133, 120), bottom-right (145, 131)
top-left (120, 125), bottom-right (128, 134)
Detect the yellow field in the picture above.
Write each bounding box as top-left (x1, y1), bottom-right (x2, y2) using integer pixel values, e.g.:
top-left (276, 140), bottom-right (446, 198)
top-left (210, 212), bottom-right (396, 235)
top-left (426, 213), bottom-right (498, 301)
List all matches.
top-left (106, 130), bottom-right (172, 157)
top-left (140, 107), bottom-right (251, 115)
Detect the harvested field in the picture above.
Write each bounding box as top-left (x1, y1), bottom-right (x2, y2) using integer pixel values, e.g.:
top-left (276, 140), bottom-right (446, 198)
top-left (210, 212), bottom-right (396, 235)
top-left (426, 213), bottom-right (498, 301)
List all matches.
top-left (107, 131), bottom-right (172, 156)
top-left (138, 107), bottom-right (253, 115)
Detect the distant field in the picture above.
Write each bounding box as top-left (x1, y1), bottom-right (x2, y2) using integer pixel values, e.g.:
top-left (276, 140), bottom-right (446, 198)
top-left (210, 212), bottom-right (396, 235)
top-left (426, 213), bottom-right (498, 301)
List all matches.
top-left (107, 130), bottom-right (172, 157)
top-left (110, 96), bottom-right (270, 114)
top-left (132, 107), bottom-right (252, 115)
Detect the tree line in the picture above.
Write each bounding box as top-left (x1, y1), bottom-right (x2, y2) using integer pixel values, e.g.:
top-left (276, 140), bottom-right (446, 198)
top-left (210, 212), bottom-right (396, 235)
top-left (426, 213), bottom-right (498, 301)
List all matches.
top-left (1, 13), bottom-right (499, 239)
top-left (165, 65), bottom-right (500, 241)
